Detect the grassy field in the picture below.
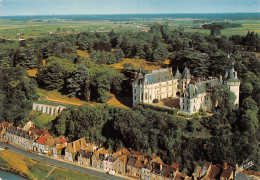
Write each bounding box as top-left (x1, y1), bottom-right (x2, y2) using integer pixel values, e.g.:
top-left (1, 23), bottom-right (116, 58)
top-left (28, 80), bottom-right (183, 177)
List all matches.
top-left (0, 150), bottom-right (100, 180)
top-left (184, 19), bottom-right (260, 36)
top-left (29, 110), bottom-right (56, 128)
top-left (37, 88), bottom-right (130, 108)
top-left (109, 58), bottom-right (170, 71)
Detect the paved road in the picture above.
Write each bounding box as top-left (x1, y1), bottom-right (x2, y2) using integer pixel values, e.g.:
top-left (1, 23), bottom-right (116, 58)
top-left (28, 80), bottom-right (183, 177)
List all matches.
top-left (0, 142), bottom-right (128, 180)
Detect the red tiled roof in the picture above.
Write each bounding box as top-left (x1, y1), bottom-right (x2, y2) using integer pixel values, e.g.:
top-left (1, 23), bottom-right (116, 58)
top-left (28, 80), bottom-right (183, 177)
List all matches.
top-left (38, 136), bottom-right (47, 145)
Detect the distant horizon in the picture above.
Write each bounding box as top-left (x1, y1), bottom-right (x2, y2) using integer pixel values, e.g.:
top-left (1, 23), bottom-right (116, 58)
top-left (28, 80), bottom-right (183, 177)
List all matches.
top-left (0, 0), bottom-right (258, 16)
top-left (0, 12), bottom-right (259, 17)
top-left (0, 12), bottom-right (259, 18)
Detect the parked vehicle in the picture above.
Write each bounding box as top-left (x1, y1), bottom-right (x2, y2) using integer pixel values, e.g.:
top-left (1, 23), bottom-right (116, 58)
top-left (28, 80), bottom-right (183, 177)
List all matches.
top-left (107, 170), bottom-right (115, 175)
top-left (38, 153), bottom-right (42, 156)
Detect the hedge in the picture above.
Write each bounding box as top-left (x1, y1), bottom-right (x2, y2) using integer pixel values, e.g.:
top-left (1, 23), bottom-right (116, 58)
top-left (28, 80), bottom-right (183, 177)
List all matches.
top-left (139, 102), bottom-right (179, 115)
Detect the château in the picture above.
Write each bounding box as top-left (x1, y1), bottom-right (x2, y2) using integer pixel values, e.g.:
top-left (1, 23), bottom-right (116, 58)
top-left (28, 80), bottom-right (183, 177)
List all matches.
top-left (132, 63), bottom-right (240, 115)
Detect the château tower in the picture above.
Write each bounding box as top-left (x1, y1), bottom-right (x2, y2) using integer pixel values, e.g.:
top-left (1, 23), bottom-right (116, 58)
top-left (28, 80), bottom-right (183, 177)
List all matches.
top-left (224, 63), bottom-right (240, 108)
top-left (181, 67), bottom-right (191, 92)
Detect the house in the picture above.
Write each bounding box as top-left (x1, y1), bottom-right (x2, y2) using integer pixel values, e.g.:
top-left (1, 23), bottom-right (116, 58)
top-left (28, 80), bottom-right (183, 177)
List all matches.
top-left (113, 155), bottom-right (128, 176)
top-left (92, 148), bottom-right (109, 170)
top-left (104, 148), bottom-right (131, 172)
top-left (133, 62), bottom-right (240, 115)
top-left (0, 123), bottom-right (6, 138)
top-left (141, 156), bottom-right (164, 180)
top-left (78, 150), bottom-right (93, 167)
top-left (150, 162), bottom-right (179, 180)
top-left (127, 156), bottom-right (148, 178)
top-left (51, 136), bottom-right (68, 158)
top-left (33, 134), bottom-right (53, 153)
top-left (192, 162), bottom-right (212, 180)
top-left (64, 137), bottom-right (88, 162)
top-left (220, 164), bottom-right (234, 180)
top-left (52, 143), bottom-right (67, 158)
top-left (205, 164), bottom-right (234, 180)
top-left (23, 121), bottom-right (35, 131)
top-left (173, 173), bottom-right (192, 180)
top-left (3, 124), bottom-right (37, 150)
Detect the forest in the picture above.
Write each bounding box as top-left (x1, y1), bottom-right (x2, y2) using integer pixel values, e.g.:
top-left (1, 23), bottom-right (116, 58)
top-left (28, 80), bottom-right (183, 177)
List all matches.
top-left (0, 23), bottom-right (259, 173)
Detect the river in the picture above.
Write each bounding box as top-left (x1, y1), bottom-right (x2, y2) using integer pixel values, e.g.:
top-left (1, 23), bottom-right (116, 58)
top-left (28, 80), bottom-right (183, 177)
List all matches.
top-left (0, 169), bottom-right (27, 180)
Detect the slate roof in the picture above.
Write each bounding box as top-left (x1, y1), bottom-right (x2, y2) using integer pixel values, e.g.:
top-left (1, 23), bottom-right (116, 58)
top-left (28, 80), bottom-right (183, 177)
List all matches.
top-left (150, 162), bottom-right (177, 178)
top-left (185, 78), bottom-right (219, 99)
top-left (28, 127), bottom-right (48, 137)
top-left (183, 67), bottom-right (191, 79)
top-left (144, 68), bottom-right (174, 85)
top-left (78, 150), bottom-right (93, 159)
top-left (127, 157), bottom-right (146, 168)
top-left (175, 68), bottom-right (182, 79)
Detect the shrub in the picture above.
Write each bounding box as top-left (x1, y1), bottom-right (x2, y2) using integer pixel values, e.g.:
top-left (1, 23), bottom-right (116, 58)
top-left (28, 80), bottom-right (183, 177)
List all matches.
top-left (153, 99), bottom-right (159, 103)
top-left (138, 102), bottom-right (179, 115)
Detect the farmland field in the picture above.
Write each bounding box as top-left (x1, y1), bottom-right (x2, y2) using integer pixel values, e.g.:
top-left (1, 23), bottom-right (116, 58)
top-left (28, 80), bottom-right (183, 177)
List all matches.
top-left (1, 17), bottom-right (259, 40)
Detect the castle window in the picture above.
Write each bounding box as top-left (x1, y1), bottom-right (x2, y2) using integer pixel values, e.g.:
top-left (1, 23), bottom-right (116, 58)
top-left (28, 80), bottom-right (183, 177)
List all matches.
top-left (150, 95), bottom-right (152, 99)
top-left (134, 96), bottom-right (136, 100)
top-left (134, 89), bottom-right (136, 93)
top-left (141, 93), bottom-right (143, 100)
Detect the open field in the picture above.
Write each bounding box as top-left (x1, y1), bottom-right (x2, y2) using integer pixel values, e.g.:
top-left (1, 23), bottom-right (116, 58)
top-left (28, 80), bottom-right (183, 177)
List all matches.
top-left (1, 18), bottom-right (259, 40)
top-left (184, 19), bottom-right (260, 36)
top-left (0, 150), bottom-right (99, 180)
top-left (37, 88), bottom-right (130, 108)
top-left (109, 58), bottom-right (170, 71)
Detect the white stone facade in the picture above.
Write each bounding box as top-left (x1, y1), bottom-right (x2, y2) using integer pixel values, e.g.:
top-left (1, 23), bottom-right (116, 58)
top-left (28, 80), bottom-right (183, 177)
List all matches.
top-left (132, 65), bottom-right (240, 115)
top-left (132, 68), bottom-right (180, 106)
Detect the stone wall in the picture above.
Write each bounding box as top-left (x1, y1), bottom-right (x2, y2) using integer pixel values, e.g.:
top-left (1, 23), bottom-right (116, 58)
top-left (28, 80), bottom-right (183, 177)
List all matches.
top-left (32, 103), bottom-right (66, 115)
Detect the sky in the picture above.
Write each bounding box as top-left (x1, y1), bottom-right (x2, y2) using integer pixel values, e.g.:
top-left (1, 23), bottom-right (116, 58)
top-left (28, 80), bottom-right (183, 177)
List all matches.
top-left (0, 0), bottom-right (259, 16)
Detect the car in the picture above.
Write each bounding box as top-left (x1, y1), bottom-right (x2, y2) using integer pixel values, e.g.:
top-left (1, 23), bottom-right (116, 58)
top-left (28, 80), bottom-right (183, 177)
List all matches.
top-left (37, 153), bottom-right (42, 156)
top-left (28, 150), bottom-right (32, 153)
top-left (4, 147), bottom-right (8, 150)
top-left (107, 170), bottom-right (115, 175)
top-left (0, 148), bottom-right (4, 151)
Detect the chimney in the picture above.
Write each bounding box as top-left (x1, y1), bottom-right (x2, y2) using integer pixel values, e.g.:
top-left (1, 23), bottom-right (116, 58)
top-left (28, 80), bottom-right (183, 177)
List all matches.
top-left (134, 72), bottom-right (138, 79)
top-left (224, 163), bottom-right (228, 169)
top-left (234, 72), bottom-right (237, 79)
top-left (73, 142), bottom-right (76, 152)
top-left (137, 155), bottom-right (140, 160)
top-left (152, 153), bottom-right (156, 160)
top-left (160, 164), bottom-right (163, 171)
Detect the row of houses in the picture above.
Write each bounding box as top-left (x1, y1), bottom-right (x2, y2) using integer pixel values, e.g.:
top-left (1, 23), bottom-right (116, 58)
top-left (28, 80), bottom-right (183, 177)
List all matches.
top-left (0, 121), bottom-right (235, 180)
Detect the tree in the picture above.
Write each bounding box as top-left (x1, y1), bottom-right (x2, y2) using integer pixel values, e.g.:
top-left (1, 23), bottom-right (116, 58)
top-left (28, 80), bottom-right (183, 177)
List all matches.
top-left (66, 64), bottom-right (90, 99)
top-left (242, 97), bottom-right (258, 113)
top-left (211, 84), bottom-right (236, 116)
top-left (0, 66), bottom-right (38, 126)
top-left (239, 110), bottom-right (259, 134)
top-left (37, 61), bottom-right (65, 90)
